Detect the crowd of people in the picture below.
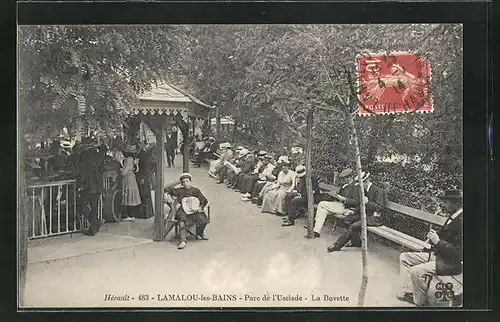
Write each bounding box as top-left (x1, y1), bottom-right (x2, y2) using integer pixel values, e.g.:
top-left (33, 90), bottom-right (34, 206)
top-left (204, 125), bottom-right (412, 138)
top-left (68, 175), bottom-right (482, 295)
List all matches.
top-left (24, 135), bottom-right (158, 236)
top-left (200, 140), bottom-right (463, 307)
top-left (24, 132), bottom-right (463, 306)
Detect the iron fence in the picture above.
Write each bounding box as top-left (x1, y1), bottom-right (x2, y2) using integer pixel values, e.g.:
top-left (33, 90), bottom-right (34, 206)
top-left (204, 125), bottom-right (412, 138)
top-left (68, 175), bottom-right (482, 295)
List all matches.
top-left (26, 180), bottom-right (103, 239)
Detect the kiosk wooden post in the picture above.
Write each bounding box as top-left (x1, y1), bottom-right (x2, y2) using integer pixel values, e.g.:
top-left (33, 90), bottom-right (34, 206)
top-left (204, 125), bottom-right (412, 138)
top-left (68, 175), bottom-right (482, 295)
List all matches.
top-left (131, 83), bottom-right (212, 241)
top-left (153, 117), bottom-right (166, 241)
top-left (182, 124), bottom-right (190, 174)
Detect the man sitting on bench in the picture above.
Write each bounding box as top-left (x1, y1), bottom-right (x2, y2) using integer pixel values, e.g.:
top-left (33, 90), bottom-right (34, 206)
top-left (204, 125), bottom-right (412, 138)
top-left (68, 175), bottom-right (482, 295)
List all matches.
top-left (164, 173), bottom-right (209, 250)
top-left (310, 168), bottom-right (358, 238)
top-left (396, 189), bottom-right (463, 306)
top-left (327, 172), bottom-right (384, 251)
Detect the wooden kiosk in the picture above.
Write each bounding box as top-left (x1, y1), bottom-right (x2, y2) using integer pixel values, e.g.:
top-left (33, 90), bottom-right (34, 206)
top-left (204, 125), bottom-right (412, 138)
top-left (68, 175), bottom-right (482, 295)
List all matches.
top-left (130, 83), bottom-right (212, 241)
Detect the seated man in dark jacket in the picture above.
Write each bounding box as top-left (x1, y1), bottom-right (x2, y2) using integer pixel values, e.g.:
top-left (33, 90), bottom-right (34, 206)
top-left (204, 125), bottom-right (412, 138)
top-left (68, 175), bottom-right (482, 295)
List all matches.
top-left (327, 172), bottom-right (384, 250)
top-left (240, 150), bottom-right (268, 200)
top-left (396, 189), bottom-right (463, 306)
top-left (282, 165), bottom-right (321, 226)
top-left (232, 149), bottom-right (256, 190)
top-left (164, 173), bottom-right (209, 250)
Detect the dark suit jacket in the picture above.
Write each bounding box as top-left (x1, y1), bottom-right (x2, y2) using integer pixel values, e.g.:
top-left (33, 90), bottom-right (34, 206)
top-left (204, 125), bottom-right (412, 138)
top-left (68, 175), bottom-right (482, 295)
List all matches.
top-left (434, 213), bottom-right (463, 275)
top-left (296, 175), bottom-right (319, 198)
top-left (343, 183), bottom-right (384, 226)
top-left (209, 142), bottom-right (218, 153)
top-left (363, 183), bottom-right (385, 226)
top-left (338, 182), bottom-right (361, 208)
top-left (165, 135), bottom-right (177, 150)
top-left (240, 155), bottom-right (256, 174)
top-left (271, 164), bottom-right (282, 177)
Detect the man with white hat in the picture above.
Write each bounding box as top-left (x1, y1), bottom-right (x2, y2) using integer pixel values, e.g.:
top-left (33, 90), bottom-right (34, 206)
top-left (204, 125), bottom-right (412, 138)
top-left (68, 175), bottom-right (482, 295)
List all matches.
top-left (164, 172), bottom-right (209, 250)
top-left (327, 171), bottom-right (385, 252)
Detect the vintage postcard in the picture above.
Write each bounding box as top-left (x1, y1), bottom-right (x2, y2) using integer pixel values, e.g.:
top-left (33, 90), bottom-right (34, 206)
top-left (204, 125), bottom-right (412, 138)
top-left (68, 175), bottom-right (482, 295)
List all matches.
top-left (18, 23), bottom-right (464, 309)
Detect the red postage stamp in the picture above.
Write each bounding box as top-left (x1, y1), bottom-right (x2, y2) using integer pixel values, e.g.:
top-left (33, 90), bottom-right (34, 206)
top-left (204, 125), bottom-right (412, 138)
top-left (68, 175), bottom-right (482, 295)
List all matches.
top-left (356, 52), bottom-right (433, 115)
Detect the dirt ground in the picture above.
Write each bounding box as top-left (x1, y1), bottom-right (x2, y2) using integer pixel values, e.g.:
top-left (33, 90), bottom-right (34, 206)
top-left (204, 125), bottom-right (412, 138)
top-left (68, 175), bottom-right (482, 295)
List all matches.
top-left (24, 158), bottom-right (411, 308)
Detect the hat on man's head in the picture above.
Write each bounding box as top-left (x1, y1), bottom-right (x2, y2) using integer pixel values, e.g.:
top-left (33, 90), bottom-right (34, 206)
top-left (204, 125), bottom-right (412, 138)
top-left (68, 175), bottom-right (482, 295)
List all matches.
top-left (123, 144), bottom-right (138, 154)
top-left (264, 154), bottom-right (273, 160)
top-left (179, 173), bottom-right (193, 181)
top-left (338, 168), bottom-right (354, 179)
top-left (258, 150), bottom-right (267, 158)
top-left (60, 140), bottom-right (72, 149)
top-left (439, 189), bottom-right (463, 201)
top-left (239, 148), bottom-right (249, 156)
top-left (209, 136), bottom-right (216, 142)
top-left (235, 146), bottom-right (244, 151)
top-left (354, 171), bottom-right (370, 182)
top-left (295, 165), bottom-right (306, 177)
top-left (277, 155), bottom-right (289, 164)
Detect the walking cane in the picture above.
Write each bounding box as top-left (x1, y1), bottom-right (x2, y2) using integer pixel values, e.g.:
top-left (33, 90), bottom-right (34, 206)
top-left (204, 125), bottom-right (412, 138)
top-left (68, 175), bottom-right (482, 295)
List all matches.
top-left (424, 210), bottom-right (441, 290)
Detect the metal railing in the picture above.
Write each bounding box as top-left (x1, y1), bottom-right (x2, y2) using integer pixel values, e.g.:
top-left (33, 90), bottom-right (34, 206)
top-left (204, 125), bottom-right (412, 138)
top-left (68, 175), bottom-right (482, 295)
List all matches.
top-left (26, 180), bottom-right (103, 240)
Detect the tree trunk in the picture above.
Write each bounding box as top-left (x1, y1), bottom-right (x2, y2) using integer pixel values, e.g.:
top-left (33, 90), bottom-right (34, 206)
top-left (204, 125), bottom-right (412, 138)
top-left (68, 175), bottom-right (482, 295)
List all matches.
top-left (182, 125), bottom-right (190, 174)
top-left (18, 137), bottom-right (28, 307)
top-left (348, 112), bottom-right (369, 307)
top-left (215, 105), bottom-right (221, 141)
top-left (153, 117), bottom-right (166, 242)
top-left (232, 119), bottom-right (238, 141)
top-left (278, 123), bottom-right (287, 152)
top-left (305, 108), bottom-right (315, 238)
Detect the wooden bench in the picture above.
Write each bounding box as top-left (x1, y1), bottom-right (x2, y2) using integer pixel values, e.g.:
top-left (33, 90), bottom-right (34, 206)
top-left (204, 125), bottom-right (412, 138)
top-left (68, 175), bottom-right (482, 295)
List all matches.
top-left (369, 200), bottom-right (448, 251)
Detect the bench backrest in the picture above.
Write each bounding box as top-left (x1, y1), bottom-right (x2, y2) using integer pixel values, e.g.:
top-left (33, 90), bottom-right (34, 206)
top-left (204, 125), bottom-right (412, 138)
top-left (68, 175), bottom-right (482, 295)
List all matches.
top-left (318, 180), bottom-right (446, 227)
top-left (381, 182), bottom-right (447, 227)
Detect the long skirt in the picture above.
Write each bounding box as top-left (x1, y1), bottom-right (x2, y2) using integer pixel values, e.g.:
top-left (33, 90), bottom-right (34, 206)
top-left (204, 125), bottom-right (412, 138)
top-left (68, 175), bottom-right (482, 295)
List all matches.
top-left (209, 159), bottom-right (221, 175)
top-left (259, 182), bottom-right (278, 199)
top-left (121, 173), bottom-right (141, 206)
top-left (261, 188), bottom-right (288, 214)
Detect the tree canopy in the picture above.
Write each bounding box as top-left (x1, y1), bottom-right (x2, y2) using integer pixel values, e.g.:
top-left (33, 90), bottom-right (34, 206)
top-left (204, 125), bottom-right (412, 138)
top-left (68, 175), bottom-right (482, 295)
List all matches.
top-left (19, 25), bottom-right (179, 141)
top-left (168, 24), bottom-right (463, 209)
top-left (19, 24), bottom-right (463, 209)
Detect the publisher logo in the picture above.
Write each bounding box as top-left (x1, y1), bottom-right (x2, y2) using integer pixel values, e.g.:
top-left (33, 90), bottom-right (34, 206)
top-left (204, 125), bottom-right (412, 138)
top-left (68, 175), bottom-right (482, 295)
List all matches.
top-left (435, 282), bottom-right (454, 302)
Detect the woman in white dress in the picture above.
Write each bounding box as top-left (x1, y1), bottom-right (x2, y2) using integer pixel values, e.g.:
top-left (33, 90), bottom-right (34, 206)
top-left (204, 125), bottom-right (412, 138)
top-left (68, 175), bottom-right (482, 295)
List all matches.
top-left (260, 160), bottom-right (296, 215)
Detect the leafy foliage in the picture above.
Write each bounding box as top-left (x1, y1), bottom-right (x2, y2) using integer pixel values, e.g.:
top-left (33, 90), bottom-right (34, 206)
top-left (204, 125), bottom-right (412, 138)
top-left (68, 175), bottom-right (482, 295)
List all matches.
top-left (169, 24), bottom-right (463, 203)
top-left (19, 24), bottom-right (463, 205)
top-left (19, 25), bottom-right (178, 141)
